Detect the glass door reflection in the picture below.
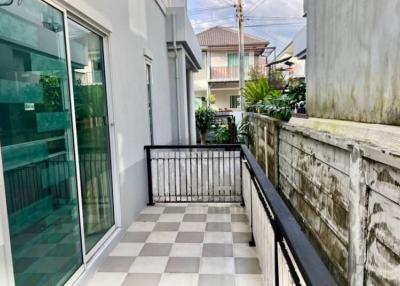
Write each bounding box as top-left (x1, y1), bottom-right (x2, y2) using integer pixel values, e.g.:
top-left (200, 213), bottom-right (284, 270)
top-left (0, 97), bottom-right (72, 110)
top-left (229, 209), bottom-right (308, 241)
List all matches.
top-left (0, 2), bottom-right (83, 286)
top-left (68, 19), bottom-right (115, 253)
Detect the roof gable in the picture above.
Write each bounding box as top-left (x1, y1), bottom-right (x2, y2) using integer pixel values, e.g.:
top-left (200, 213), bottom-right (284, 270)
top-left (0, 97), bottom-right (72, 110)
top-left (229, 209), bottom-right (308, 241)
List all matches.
top-left (197, 26), bottom-right (269, 47)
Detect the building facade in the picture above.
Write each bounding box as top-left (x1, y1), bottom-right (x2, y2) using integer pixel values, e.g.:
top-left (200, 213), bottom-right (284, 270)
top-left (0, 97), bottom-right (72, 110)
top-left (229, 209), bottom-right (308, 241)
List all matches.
top-left (194, 26), bottom-right (269, 111)
top-left (0, 0), bottom-right (201, 285)
top-left (268, 25), bottom-right (306, 81)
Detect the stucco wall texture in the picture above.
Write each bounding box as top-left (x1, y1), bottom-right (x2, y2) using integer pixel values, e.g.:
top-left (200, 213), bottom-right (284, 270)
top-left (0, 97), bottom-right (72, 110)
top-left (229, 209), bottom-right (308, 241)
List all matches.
top-left (248, 114), bottom-right (400, 286)
top-left (306, 0), bottom-right (400, 125)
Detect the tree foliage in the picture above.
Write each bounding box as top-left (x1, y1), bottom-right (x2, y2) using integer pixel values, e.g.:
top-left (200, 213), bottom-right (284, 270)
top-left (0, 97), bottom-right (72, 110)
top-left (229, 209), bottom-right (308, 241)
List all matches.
top-left (195, 106), bottom-right (215, 133)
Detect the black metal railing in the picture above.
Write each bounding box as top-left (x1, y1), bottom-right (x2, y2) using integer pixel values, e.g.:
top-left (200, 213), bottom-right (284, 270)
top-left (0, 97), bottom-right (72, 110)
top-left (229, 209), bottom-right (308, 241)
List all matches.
top-left (145, 144), bottom-right (337, 286)
top-left (145, 145), bottom-right (242, 204)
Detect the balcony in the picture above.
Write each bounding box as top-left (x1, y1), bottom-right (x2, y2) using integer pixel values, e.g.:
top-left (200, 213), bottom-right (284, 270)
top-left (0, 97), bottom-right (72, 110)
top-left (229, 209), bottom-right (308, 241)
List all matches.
top-left (86, 145), bottom-right (337, 286)
top-left (210, 65), bottom-right (267, 82)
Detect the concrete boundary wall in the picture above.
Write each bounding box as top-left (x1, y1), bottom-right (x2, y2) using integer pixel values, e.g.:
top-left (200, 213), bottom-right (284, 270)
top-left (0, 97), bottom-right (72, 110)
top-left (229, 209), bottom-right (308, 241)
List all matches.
top-left (247, 113), bottom-right (400, 286)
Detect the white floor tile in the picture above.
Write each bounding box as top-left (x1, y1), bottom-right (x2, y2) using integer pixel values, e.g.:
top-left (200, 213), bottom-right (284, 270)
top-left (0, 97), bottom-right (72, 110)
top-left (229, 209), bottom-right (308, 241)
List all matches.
top-left (230, 207), bottom-right (247, 214)
top-left (179, 222), bottom-right (206, 232)
top-left (186, 206), bottom-right (208, 214)
top-left (231, 222), bottom-right (251, 232)
top-left (128, 222), bottom-right (156, 232)
top-left (235, 274), bottom-right (264, 286)
top-left (199, 258), bottom-right (235, 274)
top-left (159, 273), bottom-right (198, 286)
top-left (110, 243), bottom-right (144, 257)
top-left (233, 244), bottom-right (258, 258)
top-left (158, 214), bottom-right (184, 222)
top-left (157, 203), bottom-right (188, 207)
top-left (86, 272), bottom-right (127, 286)
top-left (129, 257), bottom-right (168, 273)
top-left (146, 232), bottom-right (178, 243)
top-left (207, 214), bottom-right (231, 222)
top-left (141, 206), bottom-right (165, 214)
top-left (204, 232), bottom-right (233, 244)
top-left (170, 243), bottom-right (203, 257)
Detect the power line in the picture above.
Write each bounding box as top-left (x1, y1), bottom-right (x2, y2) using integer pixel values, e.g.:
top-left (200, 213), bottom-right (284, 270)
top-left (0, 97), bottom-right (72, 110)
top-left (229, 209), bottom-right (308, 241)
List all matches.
top-left (246, 0), bottom-right (267, 15)
top-left (191, 16), bottom-right (236, 25)
top-left (245, 16), bottom-right (304, 20)
top-left (225, 23), bottom-right (305, 28)
top-left (189, 5), bottom-right (233, 15)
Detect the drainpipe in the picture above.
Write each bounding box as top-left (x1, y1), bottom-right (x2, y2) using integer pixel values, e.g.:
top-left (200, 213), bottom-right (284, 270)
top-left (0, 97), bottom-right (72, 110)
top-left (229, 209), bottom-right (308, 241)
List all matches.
top-left (172, 13), bottom-right (182, 144)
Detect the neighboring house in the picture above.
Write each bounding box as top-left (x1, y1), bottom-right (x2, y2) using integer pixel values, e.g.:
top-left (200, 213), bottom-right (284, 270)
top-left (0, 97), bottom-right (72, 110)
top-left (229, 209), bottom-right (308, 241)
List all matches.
top-left (194, 26), bottom-right (269, 111)
top-left (0, 1), bottom-right (201, 286)
top-left (268, 25), bottom-right (307, 80)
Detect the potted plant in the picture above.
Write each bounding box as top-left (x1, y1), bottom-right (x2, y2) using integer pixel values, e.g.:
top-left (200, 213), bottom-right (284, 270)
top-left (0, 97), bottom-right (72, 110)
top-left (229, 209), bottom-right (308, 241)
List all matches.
top-left (195, 106), bottom-right (215, 144)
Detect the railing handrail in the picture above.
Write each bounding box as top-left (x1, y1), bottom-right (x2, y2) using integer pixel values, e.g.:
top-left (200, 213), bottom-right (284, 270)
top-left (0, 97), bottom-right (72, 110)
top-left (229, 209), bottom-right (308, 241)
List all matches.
top-left (144, 144), bottom-right (242, 150)
top-left (241, 145), bottom-right (337, 286)
top-left (144, 144), bottom-right (337, 286)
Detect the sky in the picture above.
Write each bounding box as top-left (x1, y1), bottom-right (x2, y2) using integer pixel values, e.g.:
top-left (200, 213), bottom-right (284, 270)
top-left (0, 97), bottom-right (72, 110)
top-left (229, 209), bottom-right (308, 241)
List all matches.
top-left (187, 0), bottom-right (306, 57)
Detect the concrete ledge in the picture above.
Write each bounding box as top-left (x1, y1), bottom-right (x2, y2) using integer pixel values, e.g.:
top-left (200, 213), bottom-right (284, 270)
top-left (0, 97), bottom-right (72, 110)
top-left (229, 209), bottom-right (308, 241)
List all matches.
top-left (287, 117), bottom-right (400, 169)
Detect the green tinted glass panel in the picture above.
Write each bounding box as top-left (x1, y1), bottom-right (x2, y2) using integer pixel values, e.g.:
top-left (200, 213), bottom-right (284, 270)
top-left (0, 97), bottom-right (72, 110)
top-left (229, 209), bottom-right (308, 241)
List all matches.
top-left (0, 2), bottom-right (83, 286)
top-left (68, 19), bottom-right (115, 253)
top-left (227, 52), bottom-right (249, 67)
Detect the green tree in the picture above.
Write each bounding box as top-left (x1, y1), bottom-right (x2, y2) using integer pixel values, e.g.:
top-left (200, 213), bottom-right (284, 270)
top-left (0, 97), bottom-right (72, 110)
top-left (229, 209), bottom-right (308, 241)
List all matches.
top-left (195, 106), bottom-right (215, 144)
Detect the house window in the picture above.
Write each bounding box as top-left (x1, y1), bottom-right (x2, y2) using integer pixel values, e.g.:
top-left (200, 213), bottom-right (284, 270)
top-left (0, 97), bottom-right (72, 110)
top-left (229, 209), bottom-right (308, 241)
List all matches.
top-left (227, 52), bottom-right (250, 67)
top-left (230, 96), bottom-right (240, 108)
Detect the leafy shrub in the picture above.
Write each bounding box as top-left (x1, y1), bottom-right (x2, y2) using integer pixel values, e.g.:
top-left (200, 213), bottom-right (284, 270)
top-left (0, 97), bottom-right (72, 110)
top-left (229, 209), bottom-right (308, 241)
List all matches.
top-left (195, 106), bottom-right (215, 144)
top-left (243, 77), bottom-right (280, 106)
top-left (215, 125), bottom-right (231, 143)
top-left (255, 80), bottom-right (306, 121)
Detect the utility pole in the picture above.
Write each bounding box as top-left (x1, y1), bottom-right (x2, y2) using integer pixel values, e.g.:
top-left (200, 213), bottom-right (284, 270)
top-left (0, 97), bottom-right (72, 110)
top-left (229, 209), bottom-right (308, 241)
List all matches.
top-left (236, 0), bottom-right (245, 111)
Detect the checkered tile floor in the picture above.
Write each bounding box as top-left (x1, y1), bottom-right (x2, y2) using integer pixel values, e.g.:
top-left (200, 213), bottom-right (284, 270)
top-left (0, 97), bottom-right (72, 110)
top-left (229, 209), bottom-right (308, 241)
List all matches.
top-left (87, 204), bottom-right (264, 286)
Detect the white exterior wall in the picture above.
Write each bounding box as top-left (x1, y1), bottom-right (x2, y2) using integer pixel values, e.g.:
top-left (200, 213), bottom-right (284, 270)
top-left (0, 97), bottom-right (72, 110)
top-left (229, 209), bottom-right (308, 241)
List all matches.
top-left (72, 0), bottom-right (175, 232)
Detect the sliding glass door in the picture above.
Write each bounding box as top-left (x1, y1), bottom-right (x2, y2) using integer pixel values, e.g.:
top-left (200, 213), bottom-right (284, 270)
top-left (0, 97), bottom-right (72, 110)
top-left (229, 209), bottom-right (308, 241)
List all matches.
top-left (0, 2), bottom-right (82, 286)
top-left (67, 19), bottom-right (114, 253)
top-left (0, 1), bottom-right (115, 285)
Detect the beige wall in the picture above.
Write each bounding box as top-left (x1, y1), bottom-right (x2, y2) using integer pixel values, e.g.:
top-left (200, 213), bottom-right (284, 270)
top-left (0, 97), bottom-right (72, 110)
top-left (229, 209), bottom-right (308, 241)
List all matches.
top-left (212, 88), bottom-right (240, 111)
top-left (194, 88), bottom-right (240, 111)
top-left (210, 51), bottom-right (227, 67)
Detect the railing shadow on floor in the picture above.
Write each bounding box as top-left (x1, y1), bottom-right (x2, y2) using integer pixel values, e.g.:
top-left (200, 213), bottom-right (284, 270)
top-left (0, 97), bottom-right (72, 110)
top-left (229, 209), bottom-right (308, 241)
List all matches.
top-left (144, 144), bottom-right (338, 286)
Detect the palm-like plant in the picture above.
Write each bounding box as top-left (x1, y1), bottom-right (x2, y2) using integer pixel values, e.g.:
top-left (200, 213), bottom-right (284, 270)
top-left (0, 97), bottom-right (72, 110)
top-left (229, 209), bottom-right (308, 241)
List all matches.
top-left (243, 77), bottom-right (270, 106)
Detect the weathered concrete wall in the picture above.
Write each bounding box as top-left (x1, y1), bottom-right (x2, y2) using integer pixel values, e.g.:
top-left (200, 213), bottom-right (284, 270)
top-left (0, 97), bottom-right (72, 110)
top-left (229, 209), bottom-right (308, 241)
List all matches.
top-left (248, 114), bottom-right (280, 187)
top-left (364, 160), bottom-right (400, 285)
top-left (279, 125), bottom-right (351, 285)
top-left (248, 113), bottom-right (400, 285)
top-left (306, 0), bottom-right (400, 125)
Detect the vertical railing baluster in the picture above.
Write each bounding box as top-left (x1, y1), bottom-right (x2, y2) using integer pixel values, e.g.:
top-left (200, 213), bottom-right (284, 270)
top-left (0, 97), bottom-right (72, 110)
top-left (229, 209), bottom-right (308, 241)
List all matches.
top-left (195, 151), bottom-right (198, 201)
top-left (185, 151), bottom-right (188, 202)
top-left (207, 150), bottom-right (211, 202)
top-left (200, 151), bottom-right (203, 201)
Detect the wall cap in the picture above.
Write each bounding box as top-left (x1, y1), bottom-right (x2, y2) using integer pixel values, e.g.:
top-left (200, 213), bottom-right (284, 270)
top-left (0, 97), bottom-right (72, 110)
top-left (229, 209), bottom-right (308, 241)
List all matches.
top-left (284, 117), bottom-right (400, 169)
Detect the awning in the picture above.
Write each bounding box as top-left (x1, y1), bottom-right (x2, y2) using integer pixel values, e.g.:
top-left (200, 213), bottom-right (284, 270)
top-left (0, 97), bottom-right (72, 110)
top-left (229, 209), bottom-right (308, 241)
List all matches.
top-left (267, 56), bottom-right (293, 67)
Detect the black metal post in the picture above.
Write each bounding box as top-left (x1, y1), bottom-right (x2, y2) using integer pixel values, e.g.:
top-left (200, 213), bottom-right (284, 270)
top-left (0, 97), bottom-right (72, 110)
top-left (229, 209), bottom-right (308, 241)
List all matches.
top-left (146, 148), bottom-right (154, 206)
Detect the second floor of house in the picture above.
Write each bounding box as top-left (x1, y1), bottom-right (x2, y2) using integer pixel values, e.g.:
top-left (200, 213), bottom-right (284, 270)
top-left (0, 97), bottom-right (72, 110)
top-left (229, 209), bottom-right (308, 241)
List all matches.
top-left (195, 48), bottom-right (268, 83)
top-left (194, 26), bottom-right (270, 87)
